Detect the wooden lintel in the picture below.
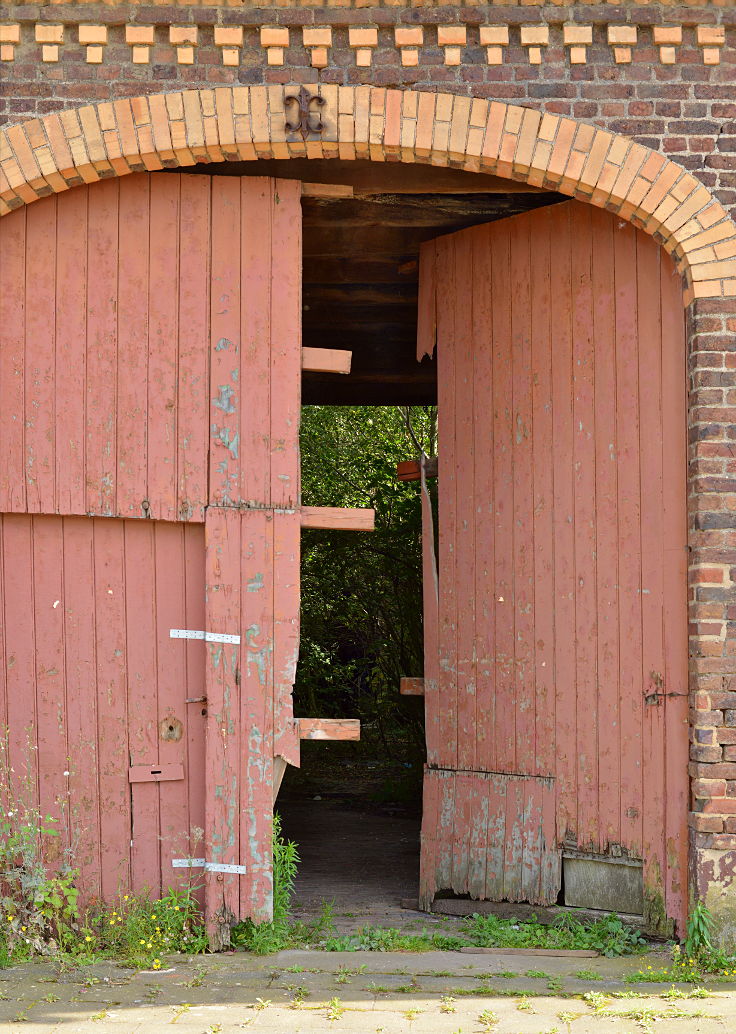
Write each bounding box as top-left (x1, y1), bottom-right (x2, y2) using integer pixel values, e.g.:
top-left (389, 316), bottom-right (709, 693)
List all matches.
top-left (301, 506), bottom-right (375, 531)
top-left (302, 183), bottom-right (354, 199)
top-left (302, 347), bottom-right (352, 375)
top-left (400, 677), bottom-right (425, 696)
top-left (397, 458), bottom-right (438, 482)
top-left (298, 718), bottom-right (361, 741)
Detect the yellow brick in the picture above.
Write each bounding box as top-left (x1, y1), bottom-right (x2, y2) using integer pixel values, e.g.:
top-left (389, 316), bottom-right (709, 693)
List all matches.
top-left (132, 44), bottom-right (151, 64)
top-left (660, 46), bottom-right (677, 65)
top-left (170, 26), bottom-right (198, 46)
top-left (86, 45), bottom-right (105, 65)
top-left (0, 25), bottom-right (20, 45)
top-left (36, 25), bottom-right (64, 45)
top-left (703, 48), bottom-right (721, 66)
top-left (486, 46), bottom-right (504, 65)
top-left (41, 45), bottom-right (59, 63)
top-left (479, 26), bottom-right (509, 46)
top-left (569, 46), bottom-right (587, 64)
top-left (401, 47), bottom-right (419, 67)
top-left (437, 26), bottom-right (466, 47)
top-left (355, 48), bottom-right (372, 67)
top-left (222, 47), bottom-right (240, 67)
top-left (520, 26), bottom-right (549, 47)
top-left (267, 47), bottom-right (285, 66)
top-left (697, 26), bottom-right (725, 47)
top-left (126, 26), bottom-right (155, 46)
top-left (303, 27), bottom-right (332, 47)
top-left (0, 44), bottom-right (14, 61)
top-left (653, 26), bottom-right (682, 45)
top-left (563, 25), bottom-right (592, 46)
top-left (395, 27), bottom-right (423, 47)
top-left (177, 46), bottom-right (195, 65)
top-left (214, 27), bottom-right (244, 47)
top-left (310, 45), bottom-right (328, 68)
top-left (79, 25), bottom-right (107, 46)
top-left (607, 26), bottom-right (637, 46)
top-left (260, 26), bottom-right (289, 47)
top-left (349, 28), bottom-right (378, 48)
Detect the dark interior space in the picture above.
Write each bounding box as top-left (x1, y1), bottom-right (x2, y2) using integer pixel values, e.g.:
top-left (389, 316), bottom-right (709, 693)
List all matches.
top-left (176, 158), bottom-right (564, 404)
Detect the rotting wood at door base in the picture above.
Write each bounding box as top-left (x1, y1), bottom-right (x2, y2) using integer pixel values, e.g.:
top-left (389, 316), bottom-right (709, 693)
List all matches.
top-left (400, 897), bottom-right (655, 935)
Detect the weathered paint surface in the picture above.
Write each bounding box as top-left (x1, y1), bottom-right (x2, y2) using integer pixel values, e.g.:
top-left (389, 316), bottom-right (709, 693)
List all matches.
top-left (0, 174), bottom-right (303, 936)
top-left (418, 201), bottom-right (689, 935)
top-left (0, 514), bottom-right (206, 901)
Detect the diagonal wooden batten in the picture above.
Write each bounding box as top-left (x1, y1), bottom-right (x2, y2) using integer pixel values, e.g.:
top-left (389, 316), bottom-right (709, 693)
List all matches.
top-left (300, 506), bottom-right (375, 530)
top-left (301, 347), bottom-right (352, 374)
top-left (298, 718), bottom-right (361, 741)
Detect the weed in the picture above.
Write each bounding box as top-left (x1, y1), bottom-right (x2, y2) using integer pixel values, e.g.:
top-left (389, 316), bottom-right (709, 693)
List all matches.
top-left (599, 1005), bottom-right (710, 1034)
top-left (574, 969), bottom-right (601, 980)
top-left (253, 998), bottom-right (271, 1011)
top-left (170, 1003), bottom-right (192, 1023)
top-left (403, 1007), bottom-right (420, 1021)
top-left (440, 994), bottom-right (456, 1013)
top-left (495, 970), bottom-right (517, 979)
top-left (525, 969), bottom-right (550, 979)
top-left (477, 1008), bottom-right (499, 1030)
top-left (326, 996), bottom-right (344, 1021)
top-left (463, 910), bottom-right (647, 957)
top-left (557, 1011), bottom-right (580, 1023)
top-left (90, 1010), bottom-right (107, 1021)
top-left (547, 976), bottom-right (563, 992)
top-left (207, 1025), bottom-right (223, 1034)
top-left (231, 815), bottom-right (298, 955)
top-left (12, 1010), bottom-right (28, 1022)
top-left (661, 985), bottom-right (713, 999)
top-left (285, 964), bottom-right (304, 974)
top-left (516, 996), bottom-right (534, 1012)
top-left (41, 991), bottom-right (60, 1003)
top-left (685, 902), bottom-right (713, 958)
top-left (581, 991), bottom-right (610, 1012)
top-left (182, 965), bottom-right (208, 988)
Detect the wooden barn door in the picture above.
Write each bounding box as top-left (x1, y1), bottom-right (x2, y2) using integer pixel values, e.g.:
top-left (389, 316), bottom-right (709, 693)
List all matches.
top-left (416, 201), bottom-right (689, 934)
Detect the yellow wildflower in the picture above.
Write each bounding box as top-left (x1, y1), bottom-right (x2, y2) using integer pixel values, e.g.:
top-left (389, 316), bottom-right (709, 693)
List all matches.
top-left (152, 959), bottom-right (161, 970)
top-left (6, 915), bottom-right (14, 922)
top-left (85, 935), bottom-right (93, 943)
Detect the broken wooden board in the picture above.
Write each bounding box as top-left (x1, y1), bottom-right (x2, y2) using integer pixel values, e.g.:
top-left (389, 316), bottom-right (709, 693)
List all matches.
top-left (302, 347), bottom-right (352, 375)
top-left (401, 897), bottom-right (652, 934)
top-left (298, 719), bottom-right (361, 741)
top-left (400, 677), bottom-right (425, 696)
top-left (397, 458), bottom-right (438, 482)
top-left (301, 507), bottom-right (375, 531)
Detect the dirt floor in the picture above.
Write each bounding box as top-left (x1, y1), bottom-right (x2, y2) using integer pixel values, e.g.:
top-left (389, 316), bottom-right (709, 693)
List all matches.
top-left (2, 948), bottom-right (736, 1033)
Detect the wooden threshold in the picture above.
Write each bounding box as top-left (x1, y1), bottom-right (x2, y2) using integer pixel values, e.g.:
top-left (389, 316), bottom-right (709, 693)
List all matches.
top-left (301, 506), bottom-right (375, 531)
top-left (298, 718), bottom-right (361, 741)
top-left (302, 347), bottom-right (352, 375)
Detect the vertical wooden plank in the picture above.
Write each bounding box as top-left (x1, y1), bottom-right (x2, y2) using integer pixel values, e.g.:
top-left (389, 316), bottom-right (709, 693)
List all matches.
top-left (421, 463), bottom-right (441, 768)
top-left (125, 520), bottom-right (161, 896)
top-left (416, 240), bottom-right (437, 361)
top-left (117, 175), bottom-right (151, 519)
top-left (437, 769), bottom-right (456, 892)
top-left (204, 506), bottom-right (242, 943)
top-left (467, 772), bottom-right (489, 901)
top-left (0, 519), bottom-right (6, 749)
top-left (491, 224), bottom-right (515, 774)
top-left (154, 522), bottom-right (191, 885)
top-left (177, 175), bottom-right (211, 521)
top-left (451, 770), bottom-right (472, 894)
top-left (55, 187), bottom-right (88, 516)
top-left (32, 518), bottom-right (67, 861)
top-left (63, 517), bottom-right (102, 898)
top-left (239, 510), bottom-right (275, 921)
top-left (471, 229), bottom-right (495, 775)
top-left (510, 217), bottom-right (535, 777)
top-left (184, 523), bottom-right (207, 868)
top-left (660, 253), bottom-right (689, 936)
top-left (454, 231), bottom-right (476, 773)
top-left (148, 174), bottom-right (180, 522)
top-left (94, 518), bottom-right (132, 899)
top-left (502, 775), bottom-right (524, 901)
top-left (549, 207), bottom-right (577, 844)
top-left (571, 206), bottom-right (599, 851)
top-left (637, 235), bottom-right (667, 921)
top-left (209, 177), bottom-right (242, 507)
top-left (530, 211), bottom-right (555, 780)
top-left (273, 512), bottom-right (301, 769)
top-left (520, 780), bottom-right (542, 905)
top-left (436, 236), bottom-right (457, 772)
top-left (418, 767), bottom-right (441, 909)
top-left (269, 178), bottom-right (301, 509)
top-left (2, 517), bottom-right (38, 789)
top-left (485, 775), bottom-right (506, 900)
top-left (24, 199), bottom-right (56, 513)
top-left (591, 209), bottom-right (621, 851)
top-left (0, 207), bottom-right (26, 512)
top-left (614, 220), bottom-right (644, 859)
top-left (86, 179), bottom-right (119, 517)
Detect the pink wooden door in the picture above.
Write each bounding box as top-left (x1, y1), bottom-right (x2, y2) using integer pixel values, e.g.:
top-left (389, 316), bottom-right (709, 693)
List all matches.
top-left (416, 201), bottom-right (689, 934)
top-left (0, 174), bottom-right (303, 940)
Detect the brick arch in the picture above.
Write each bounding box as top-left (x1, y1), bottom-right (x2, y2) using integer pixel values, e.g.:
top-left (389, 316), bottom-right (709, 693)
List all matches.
top-left (0, 84), bottom-right (734, 304)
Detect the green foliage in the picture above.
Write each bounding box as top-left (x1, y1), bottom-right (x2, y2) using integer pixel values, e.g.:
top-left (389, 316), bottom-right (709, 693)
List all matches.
top-left (232, 814), bottom-right (299, 954)
top-left (0, 732), bottom-right (81, 960)
top-left (297, 406), bottom-right (435, 765)
top-left (463, 912), bottom-right (647, 958)
top-left (84, 885), bottom-right (207, 967)
top-left (685, 902), bottom-right (713, 958)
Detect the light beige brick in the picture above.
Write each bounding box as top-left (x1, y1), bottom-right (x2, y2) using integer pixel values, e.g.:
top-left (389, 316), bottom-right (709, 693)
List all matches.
top-left (260, 26), bottom-right (289, 48)
top-left (520, 26), bottom-right (549, 47)
top-left (437, 26), bottom-right (466, 47)
top-left (170, 27), bottom-right (198, 46)
top-left (125, 26), bottom-right (155, 46)
top-left (349, 27), bottom-right (378, 48)
top-left (0, 24), bottom-right (20, 45)
top-left (653, 26), bottom-right (682, 45)
top-left (480, 26), bottom-right (509, 46)
top-left (563, 25), bottom-right (592, 46)
top-left (79, 25), bottom-right (107, 46)
top-left (214, 27), bottom-right (244, 48)
top-left (303, 27), bottom-right (332, 47)
top-left (35, 25), bottom-right (64, 45)
top-left (0, 43), bottom-right (15, 61)
top-left (607, 26), bottom-right (637, 46)
top-left (395, 27), bottom-right (423, 47)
